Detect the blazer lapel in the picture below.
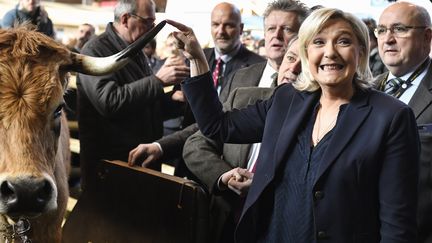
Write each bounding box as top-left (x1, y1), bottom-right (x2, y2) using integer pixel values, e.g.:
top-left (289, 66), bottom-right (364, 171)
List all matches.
top-left (273, 91), bottom-right (319, 172)
top-left (240, 62), bottom-right (266, 87)
top-left (241, 89), bottom-right (318, 217)
top-left (235, 45), bottom-right (251, 68)
top-left (314, 89), bottom-right (372, 184)
top-left (223, 46), bottom-right (247, 79)
top-left (204, 48), bottom-right (215, 70)
top-left (408, 62), bottom-right (432, 119)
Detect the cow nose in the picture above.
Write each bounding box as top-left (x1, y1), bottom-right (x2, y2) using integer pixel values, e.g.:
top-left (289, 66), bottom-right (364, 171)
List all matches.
top-left (0, 178), bottom-right (53, 215)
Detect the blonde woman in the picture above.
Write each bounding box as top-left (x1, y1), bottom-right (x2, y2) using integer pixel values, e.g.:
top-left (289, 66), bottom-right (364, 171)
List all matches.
top-left (168, 7), bottom-right (419, 243)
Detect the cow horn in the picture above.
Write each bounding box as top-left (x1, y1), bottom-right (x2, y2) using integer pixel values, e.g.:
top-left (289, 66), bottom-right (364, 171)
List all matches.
top-left (67, 20), bottom-right (166, 75)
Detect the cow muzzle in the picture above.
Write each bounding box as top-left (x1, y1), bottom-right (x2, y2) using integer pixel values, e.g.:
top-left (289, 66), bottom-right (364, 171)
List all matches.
top-left (0, 174), bottom-right (57, 219)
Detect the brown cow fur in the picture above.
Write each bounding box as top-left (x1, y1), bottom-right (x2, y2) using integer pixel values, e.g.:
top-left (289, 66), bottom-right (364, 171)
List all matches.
top-left (0, 26), bottom-right (71, 242)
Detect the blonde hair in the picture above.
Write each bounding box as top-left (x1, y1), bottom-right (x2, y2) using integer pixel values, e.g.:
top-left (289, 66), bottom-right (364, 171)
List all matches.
top-left (294, 8), bottom-right (373, 92)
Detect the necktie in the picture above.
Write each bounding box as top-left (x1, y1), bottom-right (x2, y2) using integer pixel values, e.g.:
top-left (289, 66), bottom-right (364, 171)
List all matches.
top-left (270, 72), bottom-right (278, 88)
top-left (379, 58), bottom-right (429, 97)
top-left (385, 77), bottom-right (406, 97)
top-left (212, 58), bottom-right (223, 87)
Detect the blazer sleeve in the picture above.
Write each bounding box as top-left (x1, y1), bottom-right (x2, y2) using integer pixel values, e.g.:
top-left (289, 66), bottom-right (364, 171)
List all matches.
top-left (157, 123), bottom-right (199, 160)
top-left (379, 105), bottom-right (420, 242)
top-left (182, 72), bottom-right (270, 144)
top-left (183, 129), bottom-right (232, 194)
top-left (183, 88), bottom-right (242, 194)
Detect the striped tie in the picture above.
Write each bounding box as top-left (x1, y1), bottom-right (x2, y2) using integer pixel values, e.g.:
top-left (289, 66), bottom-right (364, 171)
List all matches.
top-left (385, 77), bottom-right (404, 97)
top-left (270, 72), bottom-right (278, 88)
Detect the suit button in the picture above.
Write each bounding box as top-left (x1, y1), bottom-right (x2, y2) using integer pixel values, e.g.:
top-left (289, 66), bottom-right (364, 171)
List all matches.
top-left (317, 231), bottom-right (327, 239)
top-left (314, 191), bottom-right (324, 200)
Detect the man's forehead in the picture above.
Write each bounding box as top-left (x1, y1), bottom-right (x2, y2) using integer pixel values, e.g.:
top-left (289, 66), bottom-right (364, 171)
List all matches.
top-left (379, 4), bottom-right (418, 24)
top-left (287, 41), bottom-right (299, 53)
top-left (211, 18), bottom-right (238, 25)
top-left (212, 11), bottom-right (240, 22)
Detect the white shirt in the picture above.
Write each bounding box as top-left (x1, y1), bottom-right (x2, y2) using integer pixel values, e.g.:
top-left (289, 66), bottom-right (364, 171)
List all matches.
top-left (213, 44), bottom-right (241, 94)
top-left (246, 61), bottom-right (277, 171)
top-left (258, 61), bottom-right (278, 88)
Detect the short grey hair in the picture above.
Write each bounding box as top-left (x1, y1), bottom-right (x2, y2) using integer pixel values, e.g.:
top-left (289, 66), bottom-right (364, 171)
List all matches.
top-left (114, 0), bottom-right (138, 23)
top-left (294, 8), bottom-right (373, 92)
top-left (263, 0), bottom-right (309, 25)
top-left (415, 4), bottom-right (431, 26)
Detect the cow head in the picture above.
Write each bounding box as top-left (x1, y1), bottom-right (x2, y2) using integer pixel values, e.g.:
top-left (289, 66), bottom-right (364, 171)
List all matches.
top-left (0, 21), bottom-right (166, 239)
top-left (0, 26), bottom-right (71, 220)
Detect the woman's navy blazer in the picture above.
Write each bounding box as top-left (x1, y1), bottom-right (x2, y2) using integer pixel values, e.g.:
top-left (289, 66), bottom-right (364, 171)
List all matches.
top-left (183, 72), bottom-right (420, 243)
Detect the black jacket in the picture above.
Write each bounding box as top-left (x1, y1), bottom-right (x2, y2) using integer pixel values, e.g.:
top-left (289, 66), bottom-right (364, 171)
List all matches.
top-left (77, 23), bottom-right (166, 188)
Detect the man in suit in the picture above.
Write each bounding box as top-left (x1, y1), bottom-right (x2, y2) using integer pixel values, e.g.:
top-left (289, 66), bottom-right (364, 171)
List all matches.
top-left (128, 2), bottom-right (264, 173)
top-left (374, 2), bottom-right (432, 242)
top-left (183, 30), bottom-right (303, 243)
top-left (204, 2), bottom-right (265, 97)
top-left (219, 0), bottom-right (309, 99)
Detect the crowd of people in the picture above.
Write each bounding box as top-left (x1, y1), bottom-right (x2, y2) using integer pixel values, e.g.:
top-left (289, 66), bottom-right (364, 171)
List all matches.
top-left (1, 0), bottom-right (98, 55)
top-left (2, 0), bottom-right (432, 242)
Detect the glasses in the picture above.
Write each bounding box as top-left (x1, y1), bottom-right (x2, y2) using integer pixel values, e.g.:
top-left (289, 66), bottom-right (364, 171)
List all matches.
top-left (374, 24), bottom-right (428, 38)
top-left (130, 13), bottom-right (155, 28)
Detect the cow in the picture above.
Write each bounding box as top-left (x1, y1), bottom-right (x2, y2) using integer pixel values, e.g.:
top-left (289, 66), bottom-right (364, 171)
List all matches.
top-left (0, 21), bottom-right (166, 242)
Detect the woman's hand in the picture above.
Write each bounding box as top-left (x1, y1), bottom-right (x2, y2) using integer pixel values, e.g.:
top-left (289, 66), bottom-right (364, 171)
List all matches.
top-left (166, 19), bottom-right (209, 76)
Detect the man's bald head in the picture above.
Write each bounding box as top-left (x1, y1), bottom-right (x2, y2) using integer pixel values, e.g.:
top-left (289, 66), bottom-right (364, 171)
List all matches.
top-left (210, 2), bottom-right (243, 54)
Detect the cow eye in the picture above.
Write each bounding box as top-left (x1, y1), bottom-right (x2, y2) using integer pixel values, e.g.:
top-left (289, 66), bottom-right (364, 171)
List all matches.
top-left (54, 104), bottom-right (64, 119)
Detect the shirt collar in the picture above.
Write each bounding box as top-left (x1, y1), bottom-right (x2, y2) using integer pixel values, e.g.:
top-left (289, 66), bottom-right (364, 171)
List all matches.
top-left (214, 42), bottom-right (241, 63)
top-left (258, 61), bottom-right (279, 87)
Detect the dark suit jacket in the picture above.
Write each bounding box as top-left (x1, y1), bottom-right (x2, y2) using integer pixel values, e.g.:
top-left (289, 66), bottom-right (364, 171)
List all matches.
top-left (183, 87), bottom-right (274, 243)
top-left (375, 60), bottom-right (432, 243)
top-left (204, 46), bottom-right (265, 97)
top-left (218, 62), bottom-right (267, 101)
top-left (183, 72), bottom-right (420, 243)
top-left (157, 46), bottom-right (265, 160)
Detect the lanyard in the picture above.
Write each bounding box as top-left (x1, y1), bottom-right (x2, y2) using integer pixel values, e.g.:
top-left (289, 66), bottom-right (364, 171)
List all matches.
top-left (378, 58), bottom-right (430, 98)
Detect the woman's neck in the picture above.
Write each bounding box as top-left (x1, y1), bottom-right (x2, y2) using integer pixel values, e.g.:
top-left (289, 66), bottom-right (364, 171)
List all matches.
top-left (319, 83), bottom-right (354, 108)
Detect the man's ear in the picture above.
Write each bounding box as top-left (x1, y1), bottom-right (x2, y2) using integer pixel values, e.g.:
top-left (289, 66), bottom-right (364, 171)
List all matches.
top-left (119, 13), bottom-right (130, 27)
top-left (424, 27), bottom-right (432, 44)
